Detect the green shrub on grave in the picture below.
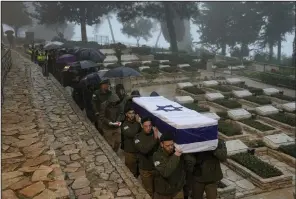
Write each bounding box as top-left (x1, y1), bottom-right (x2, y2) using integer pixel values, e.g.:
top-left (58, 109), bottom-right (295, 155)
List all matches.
top-left (246, 140), bottom-right (266, 148)
top-left (130, 46), bottom-right (151, 55)
top-left (216, 111), bottom-right (229, 119)
top-left (161, 66), bottom-right (180, 73)
top-left (125, 62), bottom-right (142, 68)
top-left (244, 96), bottom-right (272, 105)
top-left (142, 68), bottom-right (159, 75)
top-left (278, 144), bottom-right (296, 158)
top-left (183, 103), bottom-right (210, 112)
top-left (271, 93), bottom-right (296, 102)
top-left (214, 99), bottom-right (242, 109)
top-left (211, 85), bottom-right (232, 92)
top-left (106, 63), bottom-right (121, 69)
top-left (183, 86), bottom-right (206, 95)
top-left (182, 66), bottom-right (198, 72)
top-left (240, 119), bottom-right (274, 131)
top-left (230, 152), bottom-right (283, 178)
top-left (247, 87), bottom-right (264, 95)
top-left (268, 113), bottom-right (296, 126)
top-left (218, 120), bottom-right (242, 136)
top-left (215, 61), bottom-right (229, 68)
top-left (162, 61), bottom-right (171, 65)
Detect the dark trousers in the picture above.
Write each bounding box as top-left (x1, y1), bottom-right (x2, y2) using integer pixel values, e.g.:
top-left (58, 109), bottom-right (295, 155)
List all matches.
top-left (192, 181), bottom-right (217, 199)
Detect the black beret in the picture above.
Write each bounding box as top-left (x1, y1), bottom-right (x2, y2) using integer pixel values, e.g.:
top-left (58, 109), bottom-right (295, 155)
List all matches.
top-left (141, 117), bottom-right (152, 124)
top-left (124, 107), bottom-right (134, 114)
top-left (150, 91), bottom-right (159, 96)
top-left (160, 131), bottom-right (174, 142)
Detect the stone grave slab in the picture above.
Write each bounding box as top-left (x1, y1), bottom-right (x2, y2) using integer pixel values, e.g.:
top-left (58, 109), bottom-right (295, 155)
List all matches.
top-left (103, 55), bottom-right (118, 63)
top-left (237, 65), bottom-right (245, 69)
top-left (263, 88), bottom-right (280, 96)
top-left (122, 61), bottom-right (133, 66)
top-left (203, 80), bottom-right (219, 87)
top-left (282, 102), bottom-right (295, 112)
top-left (226, 139), bottom-right (248, 155)
top-left (193, 59), bottom-right (200, 62)
top-left (174, 96), bottom-right (194, 104)
top-left (142, 61), bottom-right (151, 64)
top-left (159, 60), bottom-right (169, 63)
top-left (98, 69), bottom-right (109, 77)
top-left (202, 112), bottom-right (220, 120)
top-left (255, 105), bottom-right (279, 116)
top-left (227, 66), bottom-right (240, 71)
top-left (228, 109), bottom-right (251, 120)
top-left (226, 78), bottom-right (243, 84)
top-left (223, 70), bottom-right (231, 74)
top-left (233, 90), bottom-right (252, 98)
top-left (177, 82), bottom-right (193, 89)
top-left (139, 66), bottom-right (150, 71)
top-left (100, 49), bottom-right (115, 55)
top-left (263, 133), bottom-right (295, 149)
top-left (205, 93), bottom-right (224, 101)
top-left (122, 54), bottom-right (139, 61)
top-left (159, 65), bottom-right (171, 69)
top-left (177, 64), bottom-right (190, 68)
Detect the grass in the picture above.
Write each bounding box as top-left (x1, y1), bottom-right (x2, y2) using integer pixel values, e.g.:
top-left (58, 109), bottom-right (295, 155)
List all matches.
top-left (183, 103), bottom-right (210, 112)
top-left (214, 99), bottom-right (242, 109)
top-left (218, 120), bottom-right (242, 136)
top-left (245, 140), bottom-right (266, 148)
top-left (278, 144), bottom-right (296, 158)
top-left (211, 85), bottom-right (233, 92)
top-left (271, 93), bottom-right (296, 102)
top-left (240, 119), bottom-right (275, 132)
top-left (230, 152), bottom-right (283, 178)
top-left (244, 96), bottom-right (272, 105)
top-left (267, 113), bottom-right (296, 127)
top-left (183, 86), bottom-right (206, 95)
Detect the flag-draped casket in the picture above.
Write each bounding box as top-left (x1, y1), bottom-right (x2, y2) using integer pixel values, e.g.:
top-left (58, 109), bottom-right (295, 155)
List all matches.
top-left (132, 96), bottom-right (218, 153)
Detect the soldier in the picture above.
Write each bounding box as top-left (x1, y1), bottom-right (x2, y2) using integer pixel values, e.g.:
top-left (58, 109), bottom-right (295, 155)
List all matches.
top-left (115, 43), bottom-right (123, 65)
top-left (115, 84), bottom-right (129, 123)
top-left (121, 107), bottom-right (141, 177)
top-left (99, 93), bottom-right (122, 152)
top-left (134, 117), bottom-right (159, 196)
top-left (92, 78), bottom-right (112, 132)
top-left (191, 139), bottom-right (227, 199)
top-left (153, 132), bottom-right (187, 199)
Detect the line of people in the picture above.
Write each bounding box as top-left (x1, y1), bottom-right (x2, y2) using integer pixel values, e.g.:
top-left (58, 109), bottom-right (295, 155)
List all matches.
top-left (90, 79), bottom-right (227, 199)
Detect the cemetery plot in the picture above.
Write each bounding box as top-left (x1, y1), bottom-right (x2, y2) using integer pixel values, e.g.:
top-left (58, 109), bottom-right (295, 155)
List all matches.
top-left (205, 93), bottom-right (224, 101)
top-left (267, 113), bottom-right (296, 127)
top-left (203, 80), bottom-right (219, 87)
top-left (244, 139), bottom-right (266, 148)
top-left (228, 109), bottom-right (251, 120)
top-left (214, 99), bottom-right (242, 109)
top-left (282, 102), bottom-right (296, 112)
top-left (226, 140), bottom-right (249, 155)
top-left (141, 68), bottom-right (159, 75)
top-left (226, 78), bottom-right (244, 84)
top-left (218, 120), bottom-right (243, 137)
top-left (255, 105), bottom-right (279, 116)
top-left (160, 66), bottom-right (180, 73)
top-left (183, 86), bottom-right (206, 95)
top-left (263, 133), bottom-right (295, 149)
top-left (278, 144), bottom-right (296, 159)
top-left (243, 96), bottom-right (272, 105)
top-left (177, 82), bottom-right (193, 89)
top-left (159, 65), bottom-right (171, 69)
top-left (233, 90), bottom-right (252, 98)
top-left (238, 119), bottom-right (279, 137)
top-left (236, 84), bottom-right (264, 95)
top-left (271, 93), bottom-right (295, 102)
top-left (211, 85), bottom-right (233, 92)
top-left (182, 103), bottom-right (210, 112)
top-left (174, 96), bottom-right (194, 104)
top-left (201, 112), bottom-right (220, 120)
top-left (263, 88), bottom-right (280, 96)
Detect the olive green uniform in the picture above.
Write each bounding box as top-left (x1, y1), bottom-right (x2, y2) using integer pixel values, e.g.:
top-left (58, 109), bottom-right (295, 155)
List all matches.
top-left (121, 120), bottom-right (141, 177)
top-left (191, 139), bottom-right (227, 199)
top-left (99, 94), bottom-right (122, 152)
top-left (134, 130), bottom-right (159, 196)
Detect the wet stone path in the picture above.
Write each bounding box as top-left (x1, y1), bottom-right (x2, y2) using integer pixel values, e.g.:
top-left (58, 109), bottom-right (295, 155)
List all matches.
top-left (1, 51), bottom-right (149, 199)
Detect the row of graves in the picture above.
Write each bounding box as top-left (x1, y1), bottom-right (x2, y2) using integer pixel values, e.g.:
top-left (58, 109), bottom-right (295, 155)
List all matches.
top-left (171, 77), bottom-right (295, 198)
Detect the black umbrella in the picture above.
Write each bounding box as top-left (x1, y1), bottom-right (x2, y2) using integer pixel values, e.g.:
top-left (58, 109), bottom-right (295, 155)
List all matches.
top-left (66, 60), bottom-right (99, 70)
top-left (103, 66), bottom-right (142, 78)
top-left (76, 48), bottom-right (106, 63)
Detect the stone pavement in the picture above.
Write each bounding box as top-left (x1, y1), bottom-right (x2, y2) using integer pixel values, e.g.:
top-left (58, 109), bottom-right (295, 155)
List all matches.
top-left (1, 50), bottom-right (149, 199)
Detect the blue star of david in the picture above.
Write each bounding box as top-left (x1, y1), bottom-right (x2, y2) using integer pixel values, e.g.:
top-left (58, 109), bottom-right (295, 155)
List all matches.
top-left (155, 105), bottom-right (183, 112)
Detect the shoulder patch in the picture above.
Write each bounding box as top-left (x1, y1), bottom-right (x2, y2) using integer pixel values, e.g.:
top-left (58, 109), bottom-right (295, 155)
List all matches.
top-left (154, 161), bottom-right (160, 167)
top-left (134, 139), bottom-right (140, 144)
top-left (124, 126), bottom-right (129, 130)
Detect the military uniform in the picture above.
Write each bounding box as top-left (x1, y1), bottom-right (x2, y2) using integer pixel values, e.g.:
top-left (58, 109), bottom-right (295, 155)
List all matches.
top-left (121, 120), bottom-right (141, 177)
top-left (134, 130), bottom-right (159, 196)
top-left (99, 93), bottom-right (122, 152)
top-left (191, 139), bottom-right (227, 199)
top-left (115, 47), bottom-right (122, 65)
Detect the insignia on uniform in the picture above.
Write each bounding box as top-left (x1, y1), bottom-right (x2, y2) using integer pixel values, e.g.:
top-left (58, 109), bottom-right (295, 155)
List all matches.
top-left (154, 161), bottom-right (160, 166)
top-left (124, 126), bottom-right (129, 130)
top-left (135, 139), bottom-right (140, 144)
top-left (92, 94), bottom-right (96, 99)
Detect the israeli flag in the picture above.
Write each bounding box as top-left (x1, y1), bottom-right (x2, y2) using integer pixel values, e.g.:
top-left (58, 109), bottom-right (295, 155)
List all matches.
top-left (132, 96), bottom-right (218, 153)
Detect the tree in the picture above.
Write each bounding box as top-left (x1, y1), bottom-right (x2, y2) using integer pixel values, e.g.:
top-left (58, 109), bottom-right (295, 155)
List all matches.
top-left (121, 18), bottom-right (153, 46)
top-left (116, 2), bottom-right (199, 53)
top-left (2, 2), bottom-right (32, 38)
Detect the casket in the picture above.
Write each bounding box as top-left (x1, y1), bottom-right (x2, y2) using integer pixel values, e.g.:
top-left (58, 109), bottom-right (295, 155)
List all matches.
top-left (132, 96), bottom-right (218, 153)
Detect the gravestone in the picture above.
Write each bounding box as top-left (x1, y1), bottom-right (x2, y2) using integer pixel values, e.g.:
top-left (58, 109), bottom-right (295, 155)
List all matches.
top-left (228, 109), bottom-right (251, 120)
top-left (177, 82), bottom-right (193, 89)
top-left (104, 55), bottom-right (118, 63)
top-left (141, 61), bottom-right (151, 64)
top-left (227, 66), bottom-right (240, 71)
top-left (159, 65), bottom-right (171, 69)
top-left (139, 66), bottom-right (150, 71)
top-left (226, 78), bottom-right (243, 84)
top-left (255, 105), bottom-right (279, 116)
top-left (122, 54), bottom-right (139, 61)
top-left (193, 59), bottom-right (200, 62)
top-left (203, 80), bottom-right (219, 87)
top-left (282, 102), bottom-right (296, 112)
top-left (100, 49), bottom-right (115, 55)
top-left (233, 90), bottom-right (252, 98)
top-left (177, 64), bottom-right (190, 68)
top-left (263, 88), bottom-right (280, 96)
top-left (174, 96), bottom-right (194, 104)
top-left (263, 133), bottom-right (295, 149)
top-left (159, 60), bottom-right (169, 63)
top-left (205, 93), bottom-right (224, 101)
top-left (121, 61), bottom-right (133, 66)
top-left (223, 70), bottom-right (231, 74)
top-left (226, 140), bottom-right (248, 155)
top-left (202, 112), bottom-right (220, 120)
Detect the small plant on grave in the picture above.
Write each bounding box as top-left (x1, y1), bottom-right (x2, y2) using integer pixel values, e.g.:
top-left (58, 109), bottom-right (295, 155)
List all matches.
top-left (161, 66), bottom-right (180, 73)
top-left (141, 68), bottom-right (159, 75)
top-left (125, 62), bottom-right (142, 68)
top-left (214, 99), bottom-right (242, 109)
top-left (271, 93), bottom-right (296, 102)
top-left (268, 113), bottom-right (296, 126)
top-left (278, 144), bottom-right (296, 158)
top-left (216, 111), bottom-right (229, 120)
top-left (230, 152), bottom-right (283, 178)
top-left (240, 119), bottom-right (275, 131)
top-left (246, 139), bottom-right (266, 148)
top-left (243, 96), bottom-right (272, 105)
top-left (211, 85), bottom-right (232, 92)
top-left (183, 103), bottom-right (210, 112)
top-left (183, 86), bottom-right (206, 95)
top-left (218, 119), bottom-right (242, 136)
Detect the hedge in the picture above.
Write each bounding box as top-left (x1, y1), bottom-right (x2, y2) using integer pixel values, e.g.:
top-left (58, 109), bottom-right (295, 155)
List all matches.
top-left (214, 99), bottom-right (242, 109)
top-left (237, 86), bottom-right (264, 95)
top-left (230, 153), bottom-right (283, 178)
top-left (142, 68), bottom-right (159, 75)
top-left (271, 93), bottom-right (295, 102)
top-left (216, 111), bottom-right (229, 119)
top-left (125, 62), bottom-right (142, 68)
top-left (183, 103), bottom-right (210, 112)
top-left (161, 67), bottom-right (180, 73)
top-left (183, 86), bottom-right (206, 95)
top-left (182, 66), bottom-right (198, 72)
top-left (278, 144), bottom-right (296, 158)
top-left (218, 120), bottom-right (242, 136)
top-left (258, 73), bottom-right (295, 89)
top-left (246, 140), bottom-right (265, 148)
top-left (243, 96), bottom-right (271, 105)
top-left (211, 85), bottom-right (233, 92)
top-left (130, 47), bottom-right (151, 55)
top-left (215, 61), bottom-right (229, 68)
top-left (268, 113), bottom-right (296, 126)
top-left (240, 119), bottom-right (274, 131)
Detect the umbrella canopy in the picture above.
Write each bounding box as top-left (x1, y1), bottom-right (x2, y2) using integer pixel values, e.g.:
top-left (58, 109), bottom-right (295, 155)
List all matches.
top-left (76, 48), bottom-right (106, 63)
top-left (103, 66), bottom-right (142, 78)
top-left (44, 41), bottom-right (64, 50)
top-left (66, 60), bottom-right (99, 71)
top-left (56, 54), bottom-right (76, 64)
top-left (79, 72), bottom-right (102, 89)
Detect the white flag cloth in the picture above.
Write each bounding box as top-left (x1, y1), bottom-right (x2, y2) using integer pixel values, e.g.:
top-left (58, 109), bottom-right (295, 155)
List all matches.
top-left (132, 96), bottom-right (218, 153)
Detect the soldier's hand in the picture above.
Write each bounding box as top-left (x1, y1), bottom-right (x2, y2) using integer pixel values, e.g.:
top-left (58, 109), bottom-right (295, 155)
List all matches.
top-left (174, 148), bottom-right (182, 157)
top-left (153, 127), bottom-right (159, 139)
top-left (135, 114), bottom-right (141, 123)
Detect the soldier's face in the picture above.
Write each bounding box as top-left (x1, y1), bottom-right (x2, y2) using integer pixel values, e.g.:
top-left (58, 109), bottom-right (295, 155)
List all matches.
top-left (126, 110), bottom-right (135, 121)
top-left (142, 121), bottom-right (152, 134)
top-left (161, 140), bottom-right (175, 155)
top-left (100, 83), bottom-right (109, 91)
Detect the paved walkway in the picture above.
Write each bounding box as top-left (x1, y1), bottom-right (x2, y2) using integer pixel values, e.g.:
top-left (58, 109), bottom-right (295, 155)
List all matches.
top-left (2, 51), bottom-right (149, 199)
